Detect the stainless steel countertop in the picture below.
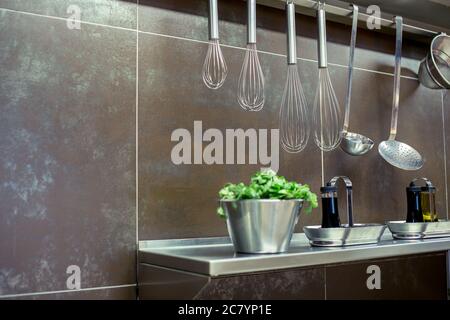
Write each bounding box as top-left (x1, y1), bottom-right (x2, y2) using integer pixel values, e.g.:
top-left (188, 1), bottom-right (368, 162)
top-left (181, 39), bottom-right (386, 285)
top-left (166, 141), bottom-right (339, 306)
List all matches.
top-left (138, 232), bottom-right (450, 276)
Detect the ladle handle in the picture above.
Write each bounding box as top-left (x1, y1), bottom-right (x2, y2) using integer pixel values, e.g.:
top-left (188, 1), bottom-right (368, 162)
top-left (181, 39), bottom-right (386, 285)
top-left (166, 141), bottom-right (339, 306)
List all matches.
top-left (343, 5), bottom-right (358, 134)
top-left (208, 0), bottom-right (219, 40)
top-left (286, 1), bottom-right (297, 65)
top-left (389, 16), bottom-right (403, 140)
top-left (248, 0), bottom-right (257, 44)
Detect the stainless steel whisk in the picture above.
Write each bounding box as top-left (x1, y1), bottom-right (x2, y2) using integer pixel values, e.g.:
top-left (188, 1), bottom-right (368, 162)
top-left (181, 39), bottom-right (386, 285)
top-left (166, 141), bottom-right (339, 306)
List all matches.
top-left (202, 0), bottom-right (228, 89)
top-left (238, 0), bottom-right (265, 111)
top-left (279, 1), bottom-right (310, 153)
top-left (312, 2), bottom-right (343, 151)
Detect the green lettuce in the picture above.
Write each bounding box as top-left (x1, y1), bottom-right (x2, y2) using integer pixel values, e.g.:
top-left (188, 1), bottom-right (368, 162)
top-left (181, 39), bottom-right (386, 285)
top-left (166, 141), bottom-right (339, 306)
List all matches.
top-left (217, 169), bottom-right (318, 218)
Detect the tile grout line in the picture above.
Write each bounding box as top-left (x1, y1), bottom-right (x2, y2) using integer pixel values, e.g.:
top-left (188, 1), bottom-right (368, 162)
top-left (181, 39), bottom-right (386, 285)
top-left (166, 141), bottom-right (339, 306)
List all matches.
top-left (0, 7), bottom-right (419, 81)
top-left (135, 0), bottom-right (140, 297)
top-left (0, 284), bottom-right (136, 299)
top-left (442, 90), bottom-right (448, 220)
top-left (0, 7), bottom-right (135, 32)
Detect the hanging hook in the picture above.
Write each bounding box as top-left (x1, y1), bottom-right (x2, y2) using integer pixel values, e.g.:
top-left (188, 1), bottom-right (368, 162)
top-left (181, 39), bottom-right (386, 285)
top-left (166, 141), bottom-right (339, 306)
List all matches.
top-left (350, 4), bottom-right (358, 17)
top-left (316, 0), bottom-right (324, 10)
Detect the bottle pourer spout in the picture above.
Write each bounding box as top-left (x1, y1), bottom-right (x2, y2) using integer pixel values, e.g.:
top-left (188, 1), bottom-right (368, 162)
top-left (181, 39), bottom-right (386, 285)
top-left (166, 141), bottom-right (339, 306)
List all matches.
top-left (327, 176), bottom-right (354, 227)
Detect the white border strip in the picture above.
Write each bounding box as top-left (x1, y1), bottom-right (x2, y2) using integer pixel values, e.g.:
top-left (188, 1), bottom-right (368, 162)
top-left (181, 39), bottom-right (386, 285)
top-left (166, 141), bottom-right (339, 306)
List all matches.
top-left (0, 284), bottom-right (136, 299)
top-left (0, 6), bottom-right (419, 81)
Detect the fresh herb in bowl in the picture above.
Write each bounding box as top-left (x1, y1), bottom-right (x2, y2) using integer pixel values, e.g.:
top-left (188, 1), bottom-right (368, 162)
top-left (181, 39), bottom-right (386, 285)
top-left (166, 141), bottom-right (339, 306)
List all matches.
top-left (217, 169), bottom-right (318, 218)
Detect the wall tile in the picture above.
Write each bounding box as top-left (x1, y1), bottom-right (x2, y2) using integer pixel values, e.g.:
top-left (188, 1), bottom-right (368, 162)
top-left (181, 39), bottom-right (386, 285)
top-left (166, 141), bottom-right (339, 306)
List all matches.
top-left (0, 12), bottom-right (136, 295)
top-left (0, 0), bottom-right (137, 29)
top-left (138, 32), bottom-right (323, 240)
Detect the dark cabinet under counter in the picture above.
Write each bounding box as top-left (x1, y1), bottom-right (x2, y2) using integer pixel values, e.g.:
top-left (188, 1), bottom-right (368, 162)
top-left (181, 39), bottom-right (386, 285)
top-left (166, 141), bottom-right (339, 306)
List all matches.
top-left (138, 233), bottom-right (450, 300)
top-left (139, 263), bottom-right (326, 300)
top-left (325, 253), bottom-right (447, 299)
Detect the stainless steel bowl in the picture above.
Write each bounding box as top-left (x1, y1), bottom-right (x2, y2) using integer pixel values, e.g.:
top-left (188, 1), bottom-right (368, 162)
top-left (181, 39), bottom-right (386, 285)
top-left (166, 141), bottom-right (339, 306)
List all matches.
top-left (341, 132), bottom-right (374, 156)
top-left (221, 199), bottom-right (303, 254)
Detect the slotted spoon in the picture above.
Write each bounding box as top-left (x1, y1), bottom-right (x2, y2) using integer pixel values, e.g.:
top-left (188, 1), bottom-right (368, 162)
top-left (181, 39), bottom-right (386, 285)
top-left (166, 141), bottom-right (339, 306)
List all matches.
top-left (378, 16), bottom-right (424, 171)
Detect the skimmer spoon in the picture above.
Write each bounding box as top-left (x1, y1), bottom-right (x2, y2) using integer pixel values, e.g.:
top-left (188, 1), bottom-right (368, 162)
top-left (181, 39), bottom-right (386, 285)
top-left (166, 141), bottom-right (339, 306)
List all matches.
top-left (378, 16), bottom-right (424, 170)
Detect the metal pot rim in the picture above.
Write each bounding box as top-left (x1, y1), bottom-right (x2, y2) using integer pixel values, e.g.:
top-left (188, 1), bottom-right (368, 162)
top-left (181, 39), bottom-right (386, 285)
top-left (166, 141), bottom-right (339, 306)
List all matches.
top-left (304, 223), bottom-right (384, 230)
top-left (387, 219), bottom-right (448, 225)
top-left (429, 33), bottom-right (450, 88)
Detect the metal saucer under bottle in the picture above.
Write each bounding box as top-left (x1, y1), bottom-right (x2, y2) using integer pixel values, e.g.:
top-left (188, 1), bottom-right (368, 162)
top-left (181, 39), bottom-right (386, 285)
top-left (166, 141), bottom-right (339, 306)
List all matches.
top-left (387, 177), bottom-right (450, 240)
top-left (387, 220), bottom-right (450, 240)
top-left (304, 176), bottom-right (386, 247)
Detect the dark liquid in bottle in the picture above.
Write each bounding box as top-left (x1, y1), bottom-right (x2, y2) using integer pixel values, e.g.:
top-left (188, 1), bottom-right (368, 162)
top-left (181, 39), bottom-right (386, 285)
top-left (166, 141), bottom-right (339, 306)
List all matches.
top-left (321, 197), bottom-right (341, 228)
top-left (406, 190), bottom-right (423, 223)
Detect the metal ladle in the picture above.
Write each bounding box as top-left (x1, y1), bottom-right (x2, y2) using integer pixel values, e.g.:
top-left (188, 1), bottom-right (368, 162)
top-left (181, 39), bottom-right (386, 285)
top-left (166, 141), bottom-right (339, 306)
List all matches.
top-left (340, 5), bottom-right (374, 156)
top-left (378, 16), bottom-right (424, 171)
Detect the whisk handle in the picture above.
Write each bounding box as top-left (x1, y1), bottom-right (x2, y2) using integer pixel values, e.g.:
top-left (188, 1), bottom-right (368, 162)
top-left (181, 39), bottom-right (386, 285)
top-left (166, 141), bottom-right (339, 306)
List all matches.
top-left (343, 5), bottom-right (358, 133)
top-left (208, 0), bottom-right (219, 40)
top-left (317, 3), bottom-right (328, 68)
top-left (389, 16), bottom-right (403, 140)
top-left (286, 2), bottom-right (297, 64)
top-left (248, 0), bottom-right (257, 44)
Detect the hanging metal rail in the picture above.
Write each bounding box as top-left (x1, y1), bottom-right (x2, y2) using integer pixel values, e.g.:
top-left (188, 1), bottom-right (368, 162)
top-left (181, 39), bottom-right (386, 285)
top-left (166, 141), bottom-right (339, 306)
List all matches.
top-left (255, 0), bottom-right (446, 40)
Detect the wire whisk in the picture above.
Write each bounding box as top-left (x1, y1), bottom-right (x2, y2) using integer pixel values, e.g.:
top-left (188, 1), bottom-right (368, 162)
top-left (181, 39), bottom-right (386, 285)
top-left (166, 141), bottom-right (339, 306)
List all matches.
top-left (202, 39), bottom-right (228, 89)
top-left (238, 43), bottom-right (265, 111)
top-left (312, 3), bottom-right (343, 151)
top-left (280, 66), bottom-right (310, 152)
top-left (313, 69), bottom-right (342, 151)
top-left (280, 1), bottom-right (310, 153)
top-left (202, 0), bottom-right (227, 89)
top-left (238, 0), bottom-right (265, 111)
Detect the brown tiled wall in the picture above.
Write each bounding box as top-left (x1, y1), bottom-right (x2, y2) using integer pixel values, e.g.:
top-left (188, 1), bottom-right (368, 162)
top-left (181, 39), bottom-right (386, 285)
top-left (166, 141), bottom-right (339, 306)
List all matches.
top-left (0, 0), bottom-right (448, 299)
top-left (0, 0), bottom-right (138, 299)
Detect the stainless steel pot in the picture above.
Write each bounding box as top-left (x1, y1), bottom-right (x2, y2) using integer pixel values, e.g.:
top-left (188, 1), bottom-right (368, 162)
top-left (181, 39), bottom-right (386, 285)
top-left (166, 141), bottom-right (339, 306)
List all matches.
top-left (221, 199), bottom-right (303, 254)
top-left (418, 33), bottom-right (450, 89)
